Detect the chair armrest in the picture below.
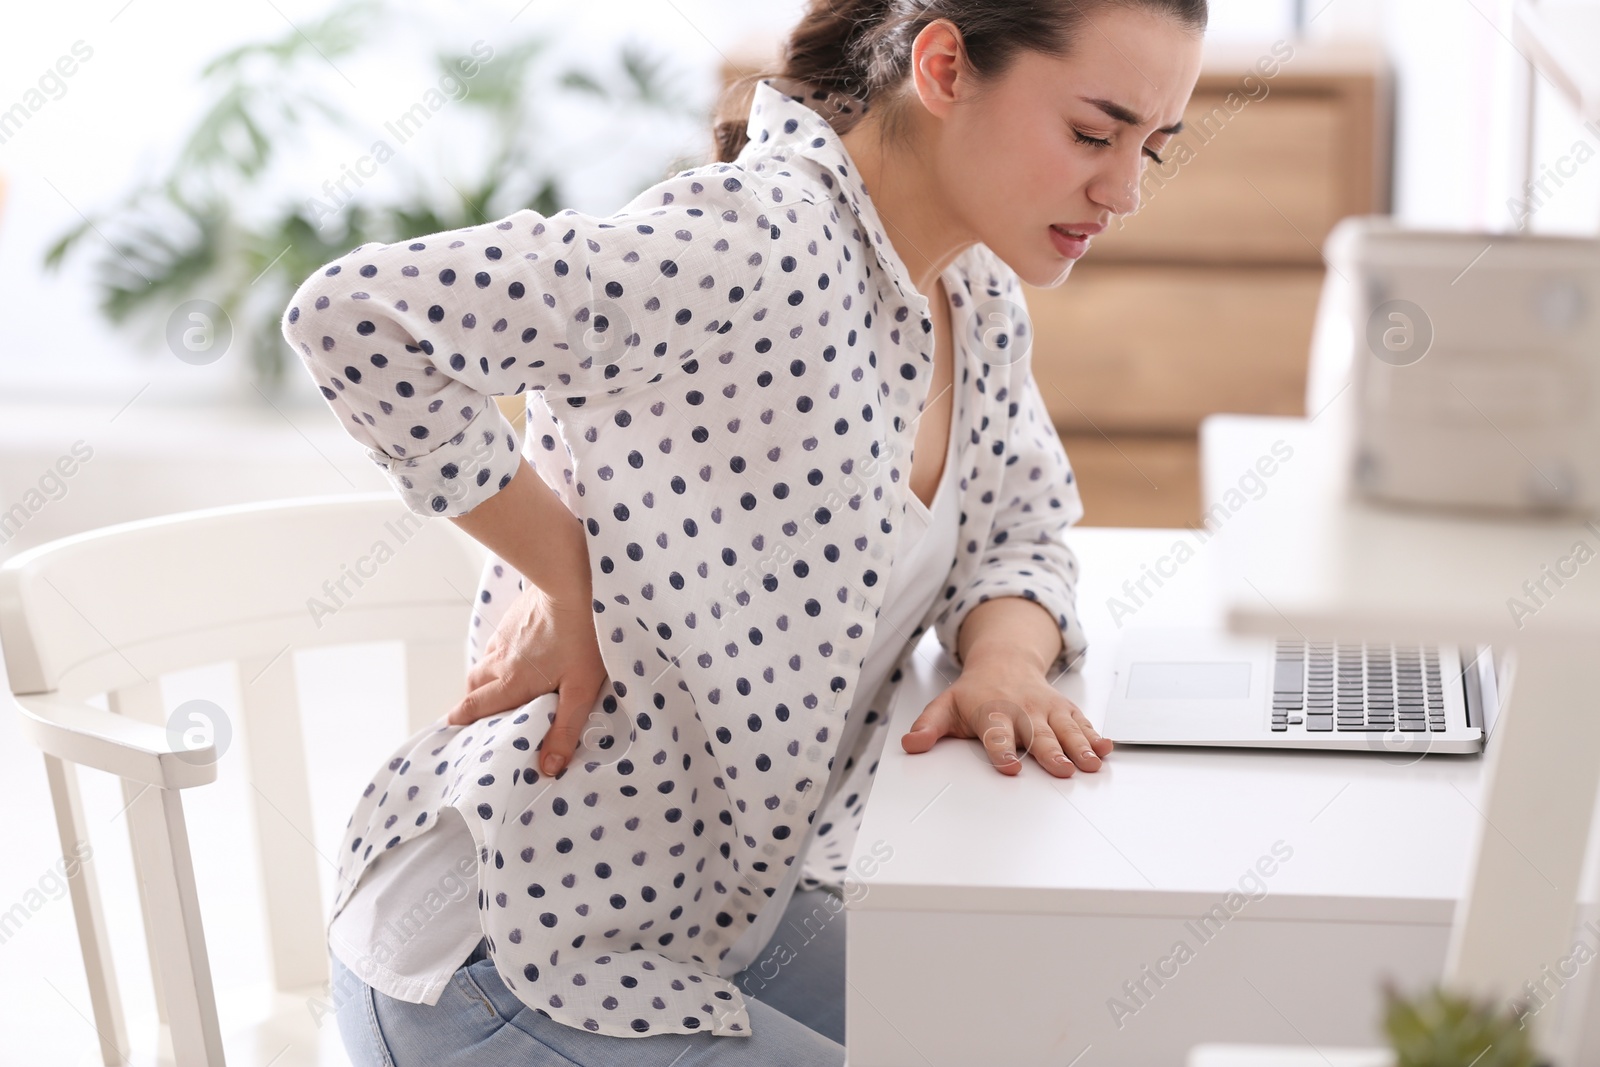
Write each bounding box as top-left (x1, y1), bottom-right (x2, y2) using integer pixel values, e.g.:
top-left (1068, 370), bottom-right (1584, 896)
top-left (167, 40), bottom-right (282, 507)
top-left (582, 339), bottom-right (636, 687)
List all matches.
top-left (1189, 1047), bottom-right (1394, 1067)
top-left (9, 691), bottom-right (219, 789)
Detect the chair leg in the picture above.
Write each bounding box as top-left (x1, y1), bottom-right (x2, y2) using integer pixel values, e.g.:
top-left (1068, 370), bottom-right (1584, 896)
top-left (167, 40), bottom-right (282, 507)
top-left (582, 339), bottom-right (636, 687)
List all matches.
top-left (108, 683), bottom-right (172, 1030)
top-left (238, 653), bottom-right (327, 992)
top-left (121, 777), bottom-right (178, 1066)
top-left (124, 783), bottom-right (226, 1066)
top-left (41, 752), bottom-right (129, 1067)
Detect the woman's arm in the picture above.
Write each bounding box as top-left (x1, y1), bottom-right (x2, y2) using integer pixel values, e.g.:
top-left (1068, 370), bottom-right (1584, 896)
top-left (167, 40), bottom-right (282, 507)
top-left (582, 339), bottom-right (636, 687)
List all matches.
top-left (448, 453), bottom-right (590, 609)
top-left (956, 595), bottom-right (1064, 676)
top-left (278, 177), bottom-right (774, 754)
top-left (931, 363), bottom-right (1089, 677)
top-left (907, 278), bottom-right (1106, 775)
top-left (278, 175), bottom-right (774, 521)
top-left (442, 452), bottom-right (604, 771)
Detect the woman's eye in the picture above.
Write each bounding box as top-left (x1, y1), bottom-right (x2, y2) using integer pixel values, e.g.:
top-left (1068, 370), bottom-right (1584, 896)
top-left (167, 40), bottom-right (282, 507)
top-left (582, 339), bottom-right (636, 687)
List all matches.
top-left (1076, 129), bottom-right (1165, 165)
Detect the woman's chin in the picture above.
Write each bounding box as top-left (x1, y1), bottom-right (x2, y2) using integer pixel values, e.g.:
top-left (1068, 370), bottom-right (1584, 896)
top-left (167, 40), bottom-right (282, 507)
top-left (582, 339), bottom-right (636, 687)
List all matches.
top-left (1012, 256), bottom-right (1080, 290)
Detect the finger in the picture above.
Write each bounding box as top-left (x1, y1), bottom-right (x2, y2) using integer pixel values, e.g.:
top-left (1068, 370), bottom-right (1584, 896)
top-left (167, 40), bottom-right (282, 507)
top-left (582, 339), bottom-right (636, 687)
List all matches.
top-left (902, 687), bottom-right (960, 753)
top-left (447, 673), bottom-right (547, 727)
top-left (459, 644), bottom-right (523, 712)
top-left (446, 676), bottom-right (510, 726)
top-left (976, 699), bottom-right (1023, 775)
top-left (1072, 705), bottom-right (1115, 757)
top-left (463, 649), bottom-right (497, 694)
top-left (460, 652), bottom-right (508, 700)
top-left (1027, 724), bottom-right (1077, 778)
top-left (538, 678), bottom-right (599, 777)
top-left (1003, 699), bottom-right (1039, 761)
top-left (1048, 706), bottom-right (1103, 771)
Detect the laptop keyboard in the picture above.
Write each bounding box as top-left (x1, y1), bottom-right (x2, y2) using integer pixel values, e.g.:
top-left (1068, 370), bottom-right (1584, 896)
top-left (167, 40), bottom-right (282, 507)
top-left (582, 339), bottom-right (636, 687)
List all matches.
top-left (1272, 640), bottom-right (1447, 732)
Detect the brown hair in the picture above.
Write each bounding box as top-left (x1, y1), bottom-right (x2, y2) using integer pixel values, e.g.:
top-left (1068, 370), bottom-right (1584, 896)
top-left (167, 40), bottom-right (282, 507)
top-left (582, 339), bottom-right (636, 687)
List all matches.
top-left (711, 0), bottom-right (1208, 164)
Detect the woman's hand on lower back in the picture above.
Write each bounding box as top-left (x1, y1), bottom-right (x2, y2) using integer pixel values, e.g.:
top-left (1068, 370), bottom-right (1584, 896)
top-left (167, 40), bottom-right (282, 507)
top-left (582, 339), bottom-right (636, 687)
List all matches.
top-left (441, 455), bottom-right (605, 776)
top-left (445, 580), bottom-right (606, 778)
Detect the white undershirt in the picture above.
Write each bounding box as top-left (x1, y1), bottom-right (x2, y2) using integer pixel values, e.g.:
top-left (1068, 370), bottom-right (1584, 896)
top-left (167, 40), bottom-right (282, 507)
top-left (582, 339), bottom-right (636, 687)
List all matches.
top-left (329, 404), bottom-right (963, 1006)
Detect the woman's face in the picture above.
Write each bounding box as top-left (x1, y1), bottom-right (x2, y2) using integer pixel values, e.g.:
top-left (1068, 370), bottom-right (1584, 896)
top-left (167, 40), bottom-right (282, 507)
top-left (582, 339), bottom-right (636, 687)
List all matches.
top-left (926, 7), bottom-right (1205, 287)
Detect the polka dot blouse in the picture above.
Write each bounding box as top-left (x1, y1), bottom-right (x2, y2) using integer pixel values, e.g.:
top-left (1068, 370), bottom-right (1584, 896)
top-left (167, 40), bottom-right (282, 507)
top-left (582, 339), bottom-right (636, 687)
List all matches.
top-left (280, 77), bottom-right (1089, 1040)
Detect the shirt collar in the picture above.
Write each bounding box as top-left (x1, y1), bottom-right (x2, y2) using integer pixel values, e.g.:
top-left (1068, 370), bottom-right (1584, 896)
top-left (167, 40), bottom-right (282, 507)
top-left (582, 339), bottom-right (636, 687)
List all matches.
top-left (737, 76), bottom-right (931, 316)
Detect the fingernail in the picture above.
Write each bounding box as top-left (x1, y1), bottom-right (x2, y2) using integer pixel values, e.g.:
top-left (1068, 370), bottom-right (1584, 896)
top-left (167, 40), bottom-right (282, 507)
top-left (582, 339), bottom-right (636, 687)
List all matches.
top-left (1053, 755), bottom-right (1071, 764)
top-left (1081, 750), bottom-right (1097, 761)
top-left (542, 754), bottom-right (564, 776)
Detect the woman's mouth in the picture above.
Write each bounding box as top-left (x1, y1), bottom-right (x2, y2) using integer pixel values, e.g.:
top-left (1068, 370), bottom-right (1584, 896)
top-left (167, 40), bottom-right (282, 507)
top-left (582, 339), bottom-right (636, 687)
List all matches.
top-left (1049, 224), bottom-right (1094, 260)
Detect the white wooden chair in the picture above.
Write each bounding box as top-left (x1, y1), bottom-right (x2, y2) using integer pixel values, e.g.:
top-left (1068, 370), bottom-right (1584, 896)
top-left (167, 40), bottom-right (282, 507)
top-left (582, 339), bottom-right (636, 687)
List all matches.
top-left (0, 492), bottom-right (487, 1066)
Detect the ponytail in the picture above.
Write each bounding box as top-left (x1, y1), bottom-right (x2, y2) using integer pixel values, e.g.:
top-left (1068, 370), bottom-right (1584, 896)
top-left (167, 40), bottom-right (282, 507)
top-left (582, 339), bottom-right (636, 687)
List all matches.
top-left (710, 0), bottom-right (1208, 164)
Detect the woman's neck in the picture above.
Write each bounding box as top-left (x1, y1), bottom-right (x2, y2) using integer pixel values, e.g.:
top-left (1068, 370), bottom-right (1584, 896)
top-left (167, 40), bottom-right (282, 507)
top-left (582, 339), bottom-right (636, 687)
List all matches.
top-left (838, 108), bottom-right (978, 301)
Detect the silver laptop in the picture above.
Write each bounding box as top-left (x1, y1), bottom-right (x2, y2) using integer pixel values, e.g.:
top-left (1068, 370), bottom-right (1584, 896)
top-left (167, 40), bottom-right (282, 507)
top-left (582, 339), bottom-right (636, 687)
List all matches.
top-left (1103, 627), bottom-right (1503, 754)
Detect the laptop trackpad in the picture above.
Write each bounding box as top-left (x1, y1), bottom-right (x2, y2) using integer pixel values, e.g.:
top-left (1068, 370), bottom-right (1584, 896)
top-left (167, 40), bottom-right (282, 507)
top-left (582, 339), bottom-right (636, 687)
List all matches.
top-left (1126, 661), bottom-right (1253, 700)
top-left (1106, 628), bottom-right (1272, 743)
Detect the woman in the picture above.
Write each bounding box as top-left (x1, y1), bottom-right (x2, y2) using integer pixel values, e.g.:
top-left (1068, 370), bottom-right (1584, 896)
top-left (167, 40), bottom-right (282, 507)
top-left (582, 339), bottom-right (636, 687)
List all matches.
top-left (281, 0), bottom-right (1205, 1063)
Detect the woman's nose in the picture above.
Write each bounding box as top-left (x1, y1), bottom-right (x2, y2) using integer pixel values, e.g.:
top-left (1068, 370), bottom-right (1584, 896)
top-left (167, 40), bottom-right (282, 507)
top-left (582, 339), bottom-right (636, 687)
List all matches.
top-left (1088, 159), bottom-right (1142, 217)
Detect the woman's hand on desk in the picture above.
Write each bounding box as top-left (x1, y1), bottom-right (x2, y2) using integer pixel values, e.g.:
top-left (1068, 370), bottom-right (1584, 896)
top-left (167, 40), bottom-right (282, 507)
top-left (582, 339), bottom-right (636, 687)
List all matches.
top-left (445, 580), bottom-right (606, 779)
top-left (900, 647), bottom-right (1112, 777)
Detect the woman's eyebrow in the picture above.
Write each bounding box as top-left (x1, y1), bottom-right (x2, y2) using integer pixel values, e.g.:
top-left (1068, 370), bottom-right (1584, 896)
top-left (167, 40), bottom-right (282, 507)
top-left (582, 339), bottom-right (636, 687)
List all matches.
top-left (1079, 96), bottom-right (1185, 135)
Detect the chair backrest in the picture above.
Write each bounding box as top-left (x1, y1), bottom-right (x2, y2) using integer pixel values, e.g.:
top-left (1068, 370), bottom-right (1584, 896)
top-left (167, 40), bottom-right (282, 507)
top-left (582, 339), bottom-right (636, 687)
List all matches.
top-left (0, 491), bottom-right (491, 1020)
top-left (0, 492), bottom-right (486, 701)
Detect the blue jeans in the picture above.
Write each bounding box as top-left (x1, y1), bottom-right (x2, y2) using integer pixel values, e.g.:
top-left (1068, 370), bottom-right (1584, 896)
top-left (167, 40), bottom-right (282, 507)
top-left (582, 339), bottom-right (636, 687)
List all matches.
top-left (330, 886), bottom-right (848, 1066)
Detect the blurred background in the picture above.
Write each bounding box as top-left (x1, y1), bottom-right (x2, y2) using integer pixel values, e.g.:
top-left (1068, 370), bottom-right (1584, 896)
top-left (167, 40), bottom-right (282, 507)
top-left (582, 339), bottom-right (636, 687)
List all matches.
top-left (2, 0), bottom-right (1599, 557)
top-left (1, 1), bottom-right (1599, 1063)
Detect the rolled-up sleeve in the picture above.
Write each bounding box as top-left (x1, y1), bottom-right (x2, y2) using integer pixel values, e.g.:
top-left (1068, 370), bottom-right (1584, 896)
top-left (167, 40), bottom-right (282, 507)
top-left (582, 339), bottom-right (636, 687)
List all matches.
top-left (932, 349), bottom-right (1089, 676)
top-left (280, 174), bottom-right (775, 518)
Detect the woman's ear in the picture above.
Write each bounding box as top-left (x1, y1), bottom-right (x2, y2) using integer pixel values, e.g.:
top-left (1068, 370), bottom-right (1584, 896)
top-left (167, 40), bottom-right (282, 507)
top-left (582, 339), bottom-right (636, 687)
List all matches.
top-left (909, 18), bottom-right (970, 121)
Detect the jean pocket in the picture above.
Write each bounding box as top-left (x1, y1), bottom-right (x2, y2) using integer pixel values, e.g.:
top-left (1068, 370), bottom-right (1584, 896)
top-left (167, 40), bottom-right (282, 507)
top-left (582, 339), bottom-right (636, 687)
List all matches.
top-left (453, 959), bottom-right (506, 1022)
top-left (450, 958), bottom-right (591, 1067)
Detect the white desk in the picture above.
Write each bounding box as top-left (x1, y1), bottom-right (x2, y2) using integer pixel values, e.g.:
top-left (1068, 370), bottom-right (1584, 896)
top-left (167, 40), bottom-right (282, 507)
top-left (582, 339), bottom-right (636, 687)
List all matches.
top-left (844, 518), bottom-right (1491, 1066)
top-left (1204, 411), bottom-right (1600, 1064)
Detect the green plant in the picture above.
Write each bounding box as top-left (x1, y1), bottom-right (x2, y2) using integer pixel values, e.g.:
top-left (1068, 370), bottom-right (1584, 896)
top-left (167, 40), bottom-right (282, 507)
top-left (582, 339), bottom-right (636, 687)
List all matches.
top-left (43, 0), bottom-right (707, 396)
top-left (1382, 981), bottom-right (1541, 1067)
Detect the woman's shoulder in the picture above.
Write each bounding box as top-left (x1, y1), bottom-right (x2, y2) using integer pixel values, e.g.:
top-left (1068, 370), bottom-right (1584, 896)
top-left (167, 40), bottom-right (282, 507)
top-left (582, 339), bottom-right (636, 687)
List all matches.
top-left (610, 157), bottom-right (830, 233)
